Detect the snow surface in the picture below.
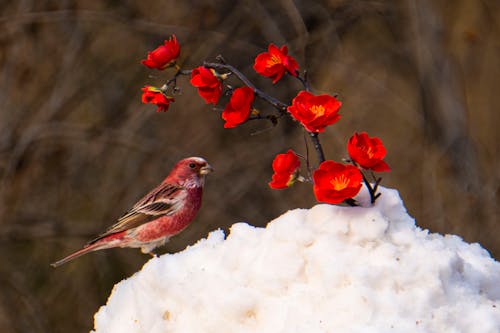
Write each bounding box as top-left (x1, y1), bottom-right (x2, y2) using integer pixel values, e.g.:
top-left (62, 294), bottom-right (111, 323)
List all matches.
top-left (92, 187), bottom-right (500, 333)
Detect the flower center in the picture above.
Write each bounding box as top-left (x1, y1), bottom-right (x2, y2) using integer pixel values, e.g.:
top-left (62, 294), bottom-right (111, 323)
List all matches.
top-left (310, 105), bottom-right (326, 118)
top-left (266, 54), bottom-right (281, 67)
top-left (362, 146), bottom-right (375, 159)
top-left (330, 174), bottom-right (349, 191)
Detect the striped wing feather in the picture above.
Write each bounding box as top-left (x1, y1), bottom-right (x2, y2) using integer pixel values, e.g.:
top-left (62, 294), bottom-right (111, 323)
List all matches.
top-left (88, 183), bottom-right (184, 244)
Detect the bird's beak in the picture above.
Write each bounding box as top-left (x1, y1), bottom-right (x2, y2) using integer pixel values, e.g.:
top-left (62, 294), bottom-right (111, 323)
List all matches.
top-left (199, 164), bottom-right (214, 175)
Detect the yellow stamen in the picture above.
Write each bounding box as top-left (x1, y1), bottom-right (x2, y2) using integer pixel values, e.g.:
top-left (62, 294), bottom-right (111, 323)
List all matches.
top-left (330, 174), bottom-right (349, 191)
top-left (266, 54), bottom-right (281, 67)
top-left (364, 146), bottom-right (375, 158)
top-left (310, 105), bottom-right (326, 118)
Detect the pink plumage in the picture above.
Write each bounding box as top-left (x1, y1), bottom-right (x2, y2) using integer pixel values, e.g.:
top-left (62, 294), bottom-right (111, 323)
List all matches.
top-left (51, 157), bottom-right (213, 267)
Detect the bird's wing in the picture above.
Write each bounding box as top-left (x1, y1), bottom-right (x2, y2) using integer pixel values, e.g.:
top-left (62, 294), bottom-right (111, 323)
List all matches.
top-left (88, 182), bottom-right (185, 244)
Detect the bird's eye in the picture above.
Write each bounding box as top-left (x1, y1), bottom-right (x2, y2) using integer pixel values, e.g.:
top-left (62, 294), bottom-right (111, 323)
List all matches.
top-left (189, 163), bottom-right (196, 169)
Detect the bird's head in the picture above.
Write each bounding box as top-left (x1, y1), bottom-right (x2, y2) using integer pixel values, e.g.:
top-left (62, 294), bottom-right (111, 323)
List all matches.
top-left (168, 157), bottom-right (213, 188)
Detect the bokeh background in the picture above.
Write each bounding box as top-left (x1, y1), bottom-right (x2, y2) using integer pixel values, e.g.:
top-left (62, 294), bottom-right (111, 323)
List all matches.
top-left (0, 0), bottom-right (498, 332)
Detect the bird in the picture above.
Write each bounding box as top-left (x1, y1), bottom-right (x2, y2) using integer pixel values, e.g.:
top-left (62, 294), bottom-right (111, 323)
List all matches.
top-left (51, 157), bottom-right (213, 267)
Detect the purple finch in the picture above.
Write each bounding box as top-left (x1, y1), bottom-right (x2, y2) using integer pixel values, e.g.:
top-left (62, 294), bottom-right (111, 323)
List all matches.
top-left (51, 157), bottom-right (213, 267)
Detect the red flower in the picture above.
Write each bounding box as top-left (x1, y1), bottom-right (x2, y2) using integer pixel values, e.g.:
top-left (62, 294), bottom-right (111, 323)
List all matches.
top-left (222, 87), bottom-right (255, 128)
top-left (141, 86), bottom-right (174, 112)
top-left (287, 91), bottom-right (342, 133)
top-left (141, 35), bottom-right (180, 70)
top-left (348, 132), bottom-right (390, 172)
top-left (313, 161), bottom-right (362, 204)
top-left (190, 66), bottom-right (223, 105)
top-left (253, 44), bottom-right (299, 83)
top-left (269, 150), bottom-right (301, 189)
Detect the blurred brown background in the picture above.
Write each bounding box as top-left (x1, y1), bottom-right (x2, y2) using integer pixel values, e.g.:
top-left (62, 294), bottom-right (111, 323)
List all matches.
top-left (0, 0), bottom-right (498, 332)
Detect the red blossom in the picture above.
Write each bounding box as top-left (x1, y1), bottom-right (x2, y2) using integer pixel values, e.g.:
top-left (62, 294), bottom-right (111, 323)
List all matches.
top-left (141, 35), bottom-right (180, 70)
top-left (313, 161), bottom-right (362, 204)
top-left (287, 91), bottom-right (342, 133)
top-left (190, 66), bottom-right (223, 105)
top-left (269, 150), bottom-right (301, 189)
top-left (222, 87), bottom-right (255, 128)
top-left (141, 86), bottom-right (174, 112)
top-left (348, 132), bottom-right (390, 172)
top-left (253, 44), bottom-right (299, 83)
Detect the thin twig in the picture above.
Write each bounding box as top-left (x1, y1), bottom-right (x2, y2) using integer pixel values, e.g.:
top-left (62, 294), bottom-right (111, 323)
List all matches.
top-left (162, 69), bottom-right (191, 93)
top-left (308, 132), bottom-right (326, 164)
top-left (362, 173), bottom-right (376, 204)
top-left (296, 70), bottom-right (311, 91)
top-left (303, 131), bottom-right (312, 180)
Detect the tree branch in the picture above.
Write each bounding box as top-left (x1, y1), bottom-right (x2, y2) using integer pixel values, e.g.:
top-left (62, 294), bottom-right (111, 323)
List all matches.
top-left (362, 173), bottom-right (376, 204)
top-left (308, 132), bottom-right (325, 164)
top-left (203, 61), bottom-right (288, 114)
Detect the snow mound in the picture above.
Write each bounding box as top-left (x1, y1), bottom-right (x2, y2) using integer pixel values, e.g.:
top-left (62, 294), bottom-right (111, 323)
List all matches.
top-left (92, 187), bottom-right (500, 333)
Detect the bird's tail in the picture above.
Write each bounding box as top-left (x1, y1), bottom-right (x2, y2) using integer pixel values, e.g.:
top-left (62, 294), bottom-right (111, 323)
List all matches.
top-left (51, 242), bottom-right (107, 268)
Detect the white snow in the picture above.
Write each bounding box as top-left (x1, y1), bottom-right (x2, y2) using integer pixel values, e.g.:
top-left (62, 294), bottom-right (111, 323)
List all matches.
top-left (92, 186), bottom-right (500, 333)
